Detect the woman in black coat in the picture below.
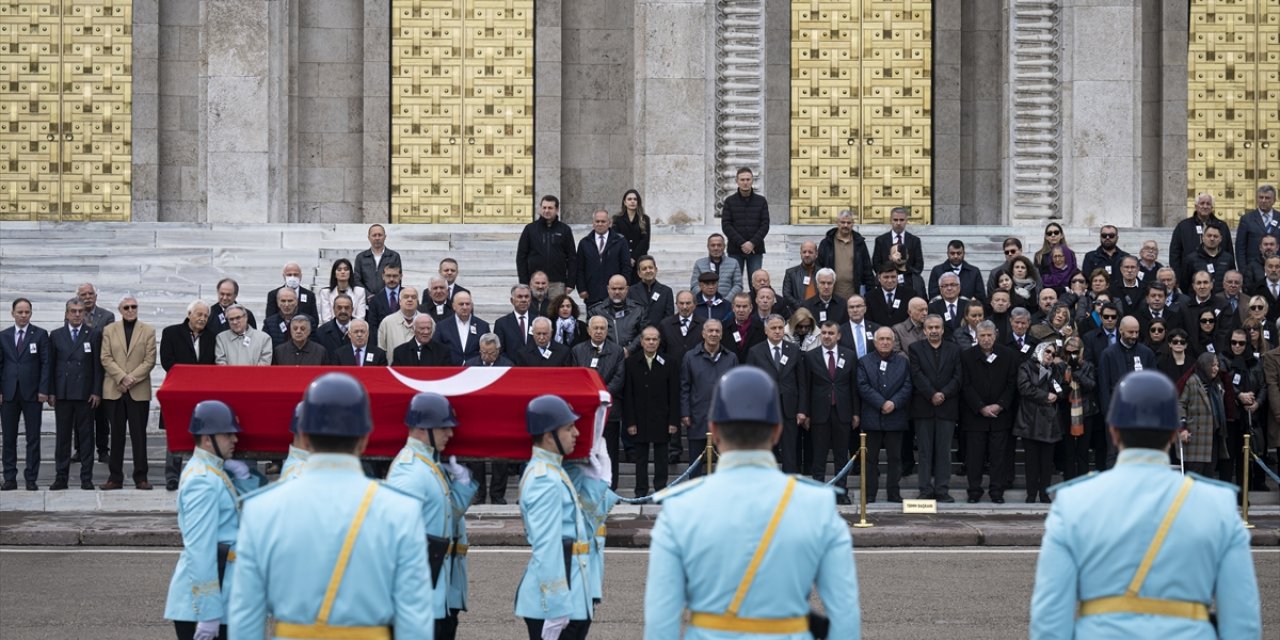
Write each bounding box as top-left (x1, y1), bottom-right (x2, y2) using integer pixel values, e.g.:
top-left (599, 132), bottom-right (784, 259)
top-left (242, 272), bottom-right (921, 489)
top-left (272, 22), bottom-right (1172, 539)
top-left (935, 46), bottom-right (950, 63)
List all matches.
top-left (1059, 336), bottom-right (1097, 481)
top-left (612, 189), bottom-right (651, 284)
top-left (549, 293), bottom-right (589, 347)
top-left (1015, 341), bottom-right (1065, 503)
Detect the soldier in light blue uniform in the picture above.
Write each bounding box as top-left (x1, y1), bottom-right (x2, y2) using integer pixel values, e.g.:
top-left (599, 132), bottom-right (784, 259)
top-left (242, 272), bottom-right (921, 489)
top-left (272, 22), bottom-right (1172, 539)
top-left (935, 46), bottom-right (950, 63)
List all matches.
top-left (228, 372), bottom-right (435, 640)
top-left (279, 402), bottom-right (310, 482)
top-left (385, 392), bottom-right (477, 640)
top-left (566, 460), bottom-right (620, 609)
top-left (1031, 371), bottom-right (1262, 639)
top-left (644, 366), bottom-right (860, 640)
top-left (516, 395), bottom-right (616, 640)
top-left (164, 400), bottom-right (263, 640)
top-left (444, 463), bottom-right (477, 636)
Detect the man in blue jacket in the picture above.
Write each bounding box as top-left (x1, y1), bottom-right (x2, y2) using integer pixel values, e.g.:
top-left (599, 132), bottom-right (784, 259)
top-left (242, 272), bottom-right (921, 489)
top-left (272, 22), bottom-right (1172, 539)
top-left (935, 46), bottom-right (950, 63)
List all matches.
top-left (857, 326), bottom-right (913, 502)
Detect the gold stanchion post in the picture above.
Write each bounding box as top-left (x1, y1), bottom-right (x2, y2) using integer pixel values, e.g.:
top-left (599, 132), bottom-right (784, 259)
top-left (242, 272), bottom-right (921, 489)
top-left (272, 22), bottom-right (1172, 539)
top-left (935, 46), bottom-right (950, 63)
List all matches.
top-left (854, 432), bottom-right (873, 528)
top-left (704, 438), bottom-right (716, 475)
top-left (1242, 434), bottom-right (1255, 529)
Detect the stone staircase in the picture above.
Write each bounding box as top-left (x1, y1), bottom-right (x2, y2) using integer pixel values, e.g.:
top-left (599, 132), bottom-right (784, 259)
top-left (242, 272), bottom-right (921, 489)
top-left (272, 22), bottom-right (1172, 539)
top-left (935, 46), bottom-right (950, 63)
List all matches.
top-left (0, 221), bottom-right (1175, 431)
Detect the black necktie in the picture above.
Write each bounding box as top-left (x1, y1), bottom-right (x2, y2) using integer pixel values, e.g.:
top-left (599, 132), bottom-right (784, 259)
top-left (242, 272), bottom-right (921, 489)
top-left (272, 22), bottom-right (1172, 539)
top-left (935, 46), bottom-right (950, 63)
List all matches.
top-left (16, 328), bottom-right (24, 348)
top-left (773, 345), bottom-right (782, 368)
top-left (71, 327), bottom-right (78, 343)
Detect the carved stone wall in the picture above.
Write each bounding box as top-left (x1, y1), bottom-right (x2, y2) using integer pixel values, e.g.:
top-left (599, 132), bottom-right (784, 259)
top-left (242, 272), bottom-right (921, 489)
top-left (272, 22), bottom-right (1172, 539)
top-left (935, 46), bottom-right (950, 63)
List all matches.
top-left (1005, 0), bottom-right (1062, 222)
top-left (713, 0), bottom-right (765, 215)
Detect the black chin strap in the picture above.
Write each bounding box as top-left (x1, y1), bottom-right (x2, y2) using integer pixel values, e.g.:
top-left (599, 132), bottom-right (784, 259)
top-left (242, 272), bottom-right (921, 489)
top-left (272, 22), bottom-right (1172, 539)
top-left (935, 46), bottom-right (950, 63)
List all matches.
top-left (427, 429), bottom-right (437, 452)
top-left (210, 436), bottom-right (226, 461)
top-left (552, 432), bottom-right (567, 457)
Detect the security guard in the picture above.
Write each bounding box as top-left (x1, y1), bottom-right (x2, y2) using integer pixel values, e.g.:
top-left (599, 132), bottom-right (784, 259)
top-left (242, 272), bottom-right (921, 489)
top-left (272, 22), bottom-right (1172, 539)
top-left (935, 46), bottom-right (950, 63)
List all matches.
top-left (280, 401), bottom-right (310, 481)
top-left (516, 395), bottom-right (615, 640)
top-left (164, 400), bottom-right (263, 640)
top-left (1031, 371), bottom-right (1262, 638)
top-left (644, 366), bottom-right (860, 639)
top-left (385, 392), bottom-right (478, 640)
top-left (228, 372), bottom-right (435, 639)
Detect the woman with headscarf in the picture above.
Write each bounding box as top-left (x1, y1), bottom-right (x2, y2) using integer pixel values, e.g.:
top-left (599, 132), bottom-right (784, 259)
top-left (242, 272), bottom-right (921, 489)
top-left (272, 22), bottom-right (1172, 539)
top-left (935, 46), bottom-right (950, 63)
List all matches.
top-left (1059, 336), bottom-right (1097, 481)
top-left (1040, 245), bottom-right (1080, 295)
top-left (1178, 352), bottom-right (1229, 476)
top-left (1015, 341), bottom-right (1065, 503)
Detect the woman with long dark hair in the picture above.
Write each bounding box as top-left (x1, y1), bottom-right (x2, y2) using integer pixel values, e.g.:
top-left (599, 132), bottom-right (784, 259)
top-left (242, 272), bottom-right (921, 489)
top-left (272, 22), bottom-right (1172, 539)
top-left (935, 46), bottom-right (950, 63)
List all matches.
top-left (550, 293), bottom-right (588, 347)
top-left (1006, 256), bottom-right (1041, 311)
top-left (1144, 318), bottom-right (1168, 351)
top-left (612, 189), bottom-right (651, 284)
top-left (1193, 310), bottom-right (1224, 355)
top-left (1033, 222), bottom-right (1077, 276)
top-left (1157, 328), bottom-right (1196, 383)
top-left (1178, 352), bottom-right (1228, 476)
top-left (318, 257), bottom-right (367, 322)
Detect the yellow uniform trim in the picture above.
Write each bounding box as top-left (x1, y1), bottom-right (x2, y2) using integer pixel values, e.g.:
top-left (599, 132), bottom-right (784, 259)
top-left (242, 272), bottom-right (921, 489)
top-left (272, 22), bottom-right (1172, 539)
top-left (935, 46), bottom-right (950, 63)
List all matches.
top-left (1079, 477), bottom-right (1207, 621)
top-left (450, 543), bottom-right (469, 556)
top-left (691, 477), bottom-right (800, 634)
top-left (226, 550), bottom-right (236, 563)
top-left (317, 482), bottom-right (379, 625)
top-left (596, 524), bottom-right (606, 537)
top-left (413, 453), bottom-right (451, 499)
top-left (274, 622), bottom-right (391, 639)
top-left (571, 542), bottom-right (591, 555)
top-left (688, 613), bottom-right (809, 634)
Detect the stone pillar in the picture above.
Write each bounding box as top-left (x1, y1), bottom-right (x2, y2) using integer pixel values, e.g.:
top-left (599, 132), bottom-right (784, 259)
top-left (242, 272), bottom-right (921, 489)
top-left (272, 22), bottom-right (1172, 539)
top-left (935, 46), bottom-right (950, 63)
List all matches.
top-left (632, 0), bottom-right (710, 223)
top-left (204, 0), bottom-right (288, 223)
top-left (1059, 0), bottom-right (1143, 228)
top-left (536, 0), bottom-right (563, 202)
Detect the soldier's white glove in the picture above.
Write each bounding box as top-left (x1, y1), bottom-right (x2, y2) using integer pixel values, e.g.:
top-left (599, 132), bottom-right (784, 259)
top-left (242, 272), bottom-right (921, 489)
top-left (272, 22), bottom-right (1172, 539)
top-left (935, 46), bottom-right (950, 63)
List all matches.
top-left (446, 455), bottom-right (472, 485)
top-left (222, 460), bottom-right (250, 480)
top-left (193, 619), bottom-right (220, 640)
top-left (541, 616), bottom-right (569, 640)
top-left (583, 445), bottom-right (612, 486)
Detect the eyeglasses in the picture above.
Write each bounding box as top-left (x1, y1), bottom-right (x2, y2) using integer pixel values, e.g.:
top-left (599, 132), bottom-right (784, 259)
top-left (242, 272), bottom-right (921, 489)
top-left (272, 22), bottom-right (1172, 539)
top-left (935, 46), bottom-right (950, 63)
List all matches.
top-left (797, 324), bottom-right (812, 330)
top-left (1004, 249), bottom-right (1018, 255)
top-left (1150, 327), bottom-right (1166, 333)
top-left (1093, 301), bottom-right (1105, 307)
top-left (1250, 305), bottom-right (1265, 311)
top-left (1101, 314), bottom-right (1118, 320)
top-left (120, 305), bottom-right (138, 310)
top-left (1101, 233), bottom-right (1117, 239)
top-left (1200, 318), bottom-right (1217, 324)
top-left (1170, 339), bottom-right (1187, 345)
top-left (1046, 229), bottom-right (1062, 237)
top-left (1064, 350), bottom-right (1079, 356)
top-left (1249, 326), bottom-right (1261, 332)
top-left (1231, 340), bottom-right (1248, 346)
top-left (1071, 279), bottom-right (1086, 285)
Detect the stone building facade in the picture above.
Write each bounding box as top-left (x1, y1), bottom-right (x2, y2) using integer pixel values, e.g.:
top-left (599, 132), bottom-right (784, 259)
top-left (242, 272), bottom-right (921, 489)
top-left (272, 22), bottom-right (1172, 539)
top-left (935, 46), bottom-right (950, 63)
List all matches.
top-left (2, 0), bottom-right (1275, 227)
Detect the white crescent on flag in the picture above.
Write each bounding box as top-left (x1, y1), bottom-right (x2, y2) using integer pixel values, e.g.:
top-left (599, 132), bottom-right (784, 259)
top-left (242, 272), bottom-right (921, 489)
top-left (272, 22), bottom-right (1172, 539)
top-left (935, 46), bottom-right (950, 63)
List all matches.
top-left (386, 367), bottom-right (511, 396)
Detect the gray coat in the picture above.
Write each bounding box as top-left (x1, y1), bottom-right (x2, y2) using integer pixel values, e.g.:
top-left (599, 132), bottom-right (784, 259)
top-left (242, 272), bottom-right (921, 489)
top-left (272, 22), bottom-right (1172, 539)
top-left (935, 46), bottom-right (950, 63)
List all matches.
top-left (1014, 360), bottom-right (1065, 443)
top-left (571, 340), bottom-right (625, 421)
top-left (689, 256), bottom-right (743, 300)
top-left (680, 344), bottom-right (739, 439)
top-left (586, 298), bottom-right (647, 355)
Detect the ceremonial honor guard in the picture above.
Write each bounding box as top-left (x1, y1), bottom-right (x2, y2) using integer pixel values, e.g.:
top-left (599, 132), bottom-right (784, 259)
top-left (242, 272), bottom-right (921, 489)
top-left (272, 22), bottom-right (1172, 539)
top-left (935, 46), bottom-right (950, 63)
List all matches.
top-left (516, 395), bottom-right (616, 640)
top-left (164, 401), bottom-right (263, 640)
top-left (385, 392), bottom-right (478, 640)
top-left (228, 373), bottom-right (435, 639)
top-left (279, 403), bottom-right (309, 482)
top-left (1031, 371), bottom-right (1261, 638)
top-left (644, 366), bottom-right (860, 639)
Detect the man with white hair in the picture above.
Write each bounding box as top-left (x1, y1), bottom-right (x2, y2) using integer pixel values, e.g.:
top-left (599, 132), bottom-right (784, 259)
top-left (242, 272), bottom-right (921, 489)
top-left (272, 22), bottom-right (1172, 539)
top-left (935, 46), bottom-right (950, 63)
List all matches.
top-left (423, 275), bottom-right (454, 323)
top-left (99, 294), bottom-right (157, 490)
top-left (1169, 192), bottom-right (1233, 280)
top-left (214, 304), bottom-right (274, 366)
top-left (159, 299), bottom-right (218, 490)
top-left (927, 271), bottom-right (969, 332)
top-left (264, 262), bottom-right (319, 319)
top-left (77, 282), bottom-right (115, 329)
top-left (378, 286), bottom-right (421, 355)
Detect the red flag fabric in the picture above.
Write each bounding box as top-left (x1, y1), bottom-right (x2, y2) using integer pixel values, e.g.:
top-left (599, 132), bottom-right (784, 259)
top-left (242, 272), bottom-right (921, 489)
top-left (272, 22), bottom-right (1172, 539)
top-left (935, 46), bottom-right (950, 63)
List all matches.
top-left (157, 365), bottom-right (609, 460)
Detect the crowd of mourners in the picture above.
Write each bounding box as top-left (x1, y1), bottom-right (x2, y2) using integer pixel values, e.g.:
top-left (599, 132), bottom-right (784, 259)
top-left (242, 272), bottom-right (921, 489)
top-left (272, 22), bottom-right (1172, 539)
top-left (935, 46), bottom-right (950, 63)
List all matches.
top-left (2, 169), bottom-right (1277, 504)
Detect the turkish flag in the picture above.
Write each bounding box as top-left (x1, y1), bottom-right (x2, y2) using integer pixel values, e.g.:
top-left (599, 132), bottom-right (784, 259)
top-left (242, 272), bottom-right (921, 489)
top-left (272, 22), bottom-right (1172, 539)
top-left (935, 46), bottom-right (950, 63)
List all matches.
top-left (157, 365), bottom-right (609, 460)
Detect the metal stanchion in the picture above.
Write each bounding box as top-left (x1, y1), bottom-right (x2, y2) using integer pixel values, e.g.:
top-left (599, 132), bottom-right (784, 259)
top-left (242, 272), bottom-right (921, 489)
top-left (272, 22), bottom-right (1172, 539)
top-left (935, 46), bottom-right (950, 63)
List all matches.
top-left (854, 432), bottom-right (873, 529)
top-left (1242, 434), bottom-right (1255, 529)
top-left (704, 438), bottom-right (716, 475)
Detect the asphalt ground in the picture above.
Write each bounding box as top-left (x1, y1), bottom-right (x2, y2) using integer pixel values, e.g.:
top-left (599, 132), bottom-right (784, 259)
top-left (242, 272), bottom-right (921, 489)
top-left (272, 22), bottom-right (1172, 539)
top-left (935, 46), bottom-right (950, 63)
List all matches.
top-left (2, 546), bottom-right (1276, 639)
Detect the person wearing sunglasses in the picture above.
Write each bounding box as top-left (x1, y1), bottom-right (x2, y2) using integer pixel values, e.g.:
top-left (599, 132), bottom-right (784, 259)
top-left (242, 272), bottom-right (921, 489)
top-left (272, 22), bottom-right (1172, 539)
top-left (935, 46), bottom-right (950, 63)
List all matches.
top-left (1193, 311), bottom-right (1224, 355)
top-left (1081, 225), bottom-right (1130, 287)
top-left (98, 294), bottom-right (158, 491)
top-left (1223, 329), bottom-right (1269, 491)
top-left (1082, 302), bottom-right (1121, 366)
top-left (1178, 271), bottom-right (1224, 341)
top-left (1144, 318), bottom-right (1169, 351)
top-left (1058, 336), bottom-right (1097, 481)
top-left (1169, 191), bottom-right (1233, 282)
top-left (1015, 341), bottom-right (1066, 503)
top-left (1097, 316), bottom-right (1157, 468)
top-left (1157, 326), bottom-right (1196, 380)
top-left (985, 236), bottom-right (1025, 295)
top-left (1033, 223), bottom-right (1077, 278)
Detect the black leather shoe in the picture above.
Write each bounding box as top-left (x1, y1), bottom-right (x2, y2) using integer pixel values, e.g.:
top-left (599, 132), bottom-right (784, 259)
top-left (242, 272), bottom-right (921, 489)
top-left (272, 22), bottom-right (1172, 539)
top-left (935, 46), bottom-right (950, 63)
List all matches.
top-left (915, 491), bottom-right (934, 500)
top-left (1, 480), bottom-right (17, 491)
top-left (936, 493), bottom-right (955, 503)
top-left (490, 497), bottom-right (507, 505)
top-left (991, 495), bottom-right (1005, 504)
top-left (166, 479), bottom-right (179, 491)
top-left (1025, 495), bottom-right (1037, 504)
top-left (25, 481), bottom-right (38, 491)
top-left (81, 481), bottom-right (95, 490)
top-left (887, 494), bottom-right (903, 503)
top-left (966, 496), bottom-right (980, 504)
top-left (50, 479), bottom-right (68, 491)
top-left (1040, 492), bottom-right (1052, 504)
top-left (835, 494), bottom-right (852, 505)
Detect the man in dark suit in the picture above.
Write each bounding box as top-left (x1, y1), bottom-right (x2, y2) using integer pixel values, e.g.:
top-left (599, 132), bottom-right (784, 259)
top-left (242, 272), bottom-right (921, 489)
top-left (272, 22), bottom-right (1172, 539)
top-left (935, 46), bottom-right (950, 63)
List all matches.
top-left (575, 209), bottom-right (632, 307)
top-left (927, 272), bottom-right (970, 332)
top-left (493, 284), bottom-right (536, 362)
top-left (627, 255), bottom-right (675, 329)
top-left (263, 287), bottom-right (317, 347)
top-left (265, 262), bottom-right (319, 319)
top-left (158, 300), bottom-right (217, 490)
top-left (433, 292), bottom-right (490, 365)
top-left (745, 315), bottom-right (804, 473)
top-left (364, 264), bottom-right (404, 338)
top-left (960, 321), bottom-right (1019, 503)
top-left (352, 223), bottom-right (402, 296)
top-left (330, 319), bottom-right (388, 366)
top-left (1212, 270), bottom-right (1248, 336)
top-left (1234, 184), bottom-right (1279, 270)
top-left (438, 257), bottom-right (469, 304)
top-left (393, 315), bottom-right (453, 367)
top-left (313, 293), bottom-right (355, 353)
top-left (783, 241), bottom-right (820, 304)
top-left (272, 317), bottom-right (331, 366)
top-left (49, 298), bottom-right (102, 490)
top-left (658, 291), bottom-right (704, 365)
top-left (209, 278), bottom-right (257, 336)
top-left (463, 333), bottom-right (514, 367)
top-left (1082, 302), bottom-right (1121, 368)
top-left (571, 317), bottom-right (627, 489)
top-left (1132, 283), bottom-right (1182, 334)
top-left (1, 298), bottom-right (51, 491)
top-left (865, 263), bottom-right (915, 327)
top-left (1005, 308), bottom-right (1040, 361)
top-left (856, 326), bottom-right (913, 503)
top-left (623, 327), bottom-right (681, 496)
top-left (724, 292), bottom-right (766, 362)
top-left (907, 315), bottom-right (962, 502)
top-left (800, 268), bottom-right (849, 327)
top-left (797, 321), bottom-right (859, 503)
top-left (838, 295), bottom-right (880, 358)
top-left (1251, 255), bottom-right (1280, 325)
top-left (927, 240), bottom-right (986, 300)
top-left (872, 207), bottom-right (924, 282)
top-left (516, 317), bottom-right (573, 367)
top-left (77, 283), bottom-right (115, 461)
top-left (422, 275), bottom-right (455, 323)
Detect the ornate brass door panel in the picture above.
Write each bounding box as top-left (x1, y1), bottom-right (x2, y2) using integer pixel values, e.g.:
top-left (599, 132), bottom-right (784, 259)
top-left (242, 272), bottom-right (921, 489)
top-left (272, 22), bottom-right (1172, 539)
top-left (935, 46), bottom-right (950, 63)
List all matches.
top-left (1188, 0), bottom-right (1278, 224)
top-left (0, 0), bottom-right (130, 221)
top-left (391, 0), bottom-right (532, 223)
top-left (790, 0), bottom-right (931, 225)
